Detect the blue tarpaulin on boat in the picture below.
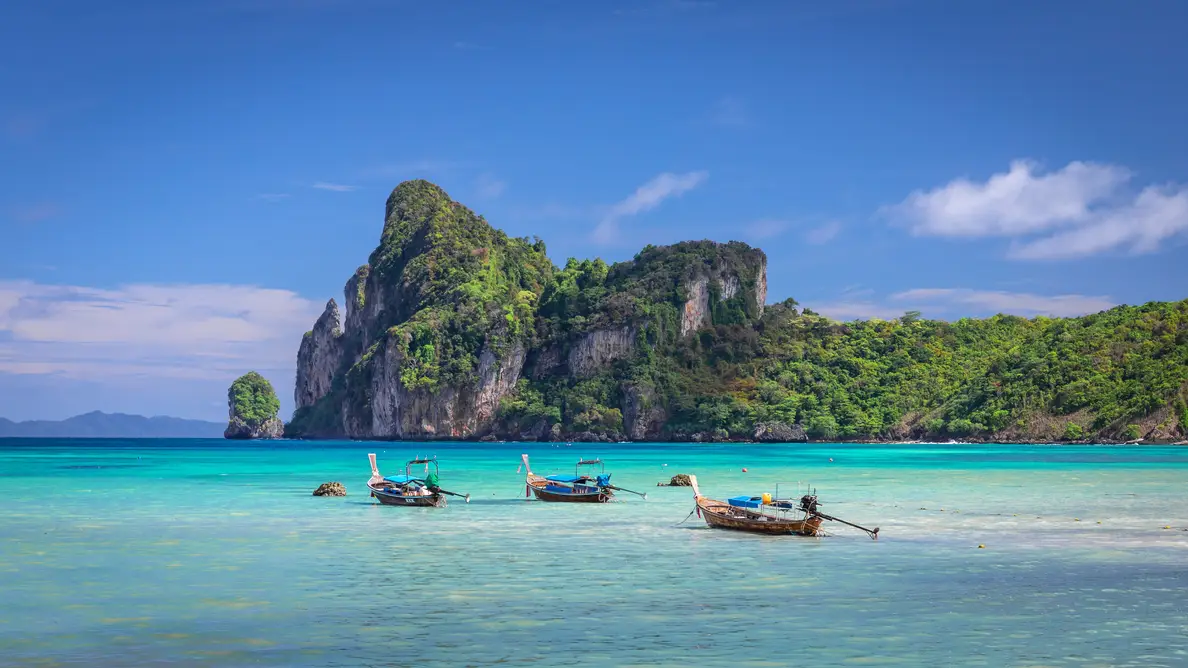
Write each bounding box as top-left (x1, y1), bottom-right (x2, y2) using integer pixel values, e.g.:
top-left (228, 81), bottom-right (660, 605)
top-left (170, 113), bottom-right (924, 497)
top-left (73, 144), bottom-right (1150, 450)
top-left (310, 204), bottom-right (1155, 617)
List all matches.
top-left (545, 475), bottom-right (583, 483)
top-left (727, 496), bottom-right (762, 509)
top-left (384, 475), bottom-right (414, 484)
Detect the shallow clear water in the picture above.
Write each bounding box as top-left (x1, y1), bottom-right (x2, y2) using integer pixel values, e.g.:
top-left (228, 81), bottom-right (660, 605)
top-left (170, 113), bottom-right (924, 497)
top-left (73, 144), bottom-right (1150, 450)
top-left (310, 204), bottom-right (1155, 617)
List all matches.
top-left (1, 439), bottom-right (1186, 667)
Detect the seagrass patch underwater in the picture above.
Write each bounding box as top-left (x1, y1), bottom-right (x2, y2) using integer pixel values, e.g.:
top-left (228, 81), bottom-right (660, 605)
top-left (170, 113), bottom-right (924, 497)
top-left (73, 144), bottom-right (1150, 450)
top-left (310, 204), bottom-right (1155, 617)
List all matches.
top-left (1, 439), bottom-right (1186, 667)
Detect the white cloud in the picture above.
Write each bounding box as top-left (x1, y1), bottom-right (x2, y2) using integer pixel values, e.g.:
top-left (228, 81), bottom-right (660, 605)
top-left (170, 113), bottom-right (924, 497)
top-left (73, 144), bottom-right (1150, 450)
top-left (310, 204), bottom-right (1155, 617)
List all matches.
top-left (1008, 185), bottom-right (1188, 259)
top-left (809, 287), bottom-right (1115, 322)
top-left (0, 281), bottom-right (321, 381)
top-left (312, 182), bottom-right (358, 192)
top-left (593, 171), bottom-right (708, 244)
top-left (475, 173), bottom-right (507, 198)
top-left (804, 220), bottom-right (842, 245)
top-left (884, 159), bottom-right (1188, 259)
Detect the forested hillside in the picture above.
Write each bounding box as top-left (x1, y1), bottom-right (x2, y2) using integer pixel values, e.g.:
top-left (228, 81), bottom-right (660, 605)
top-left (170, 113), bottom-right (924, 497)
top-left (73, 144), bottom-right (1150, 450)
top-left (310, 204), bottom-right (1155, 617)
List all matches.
top-left (289, 180), bottom-right (1188, 443)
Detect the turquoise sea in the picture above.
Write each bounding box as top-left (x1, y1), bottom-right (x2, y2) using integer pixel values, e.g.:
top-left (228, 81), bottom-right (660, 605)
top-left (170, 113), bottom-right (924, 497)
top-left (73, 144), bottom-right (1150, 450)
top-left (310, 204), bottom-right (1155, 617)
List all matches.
top-left (1, 439), bottom-right (1186, 667)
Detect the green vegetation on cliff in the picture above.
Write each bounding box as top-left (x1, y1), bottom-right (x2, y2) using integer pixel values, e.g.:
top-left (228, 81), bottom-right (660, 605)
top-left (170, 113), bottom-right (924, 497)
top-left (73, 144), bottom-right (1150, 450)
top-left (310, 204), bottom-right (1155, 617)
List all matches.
top-left (228, 372), bottom-right (280, 428)
top-left (288, 180), bottom-right (1188, 442)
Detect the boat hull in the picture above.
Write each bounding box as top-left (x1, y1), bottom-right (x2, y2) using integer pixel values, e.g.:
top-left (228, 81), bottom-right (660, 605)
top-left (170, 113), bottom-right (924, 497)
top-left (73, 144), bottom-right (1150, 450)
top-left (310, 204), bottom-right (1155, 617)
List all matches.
top-left (526, 478), bottom-right (611, 503)
top-left (696, 497), bottom-right (823, 536)
top-left (369, 484), bottom-right (445, 508)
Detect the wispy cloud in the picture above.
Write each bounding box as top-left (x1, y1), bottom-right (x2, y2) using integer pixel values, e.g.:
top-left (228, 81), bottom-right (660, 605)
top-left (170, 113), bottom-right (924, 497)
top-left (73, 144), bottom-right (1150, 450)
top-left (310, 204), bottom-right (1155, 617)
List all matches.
top-left (804, 220), bottom-right (842, 245)
top-left (255, 193), bottom-right (291, 202)
top-left (475, 173), bottom-right (507, 199)
top-left (890, 288), bottom-right (1115, 317)
top-left (9, 203), bottom-right (62, 224)
top-left (0, 281), bottom-right (321, 381)
top-left (312, 182), bottom-right (358, 192)
top-left (883, 159), bottom-right (1188, 259)
top-left (808, 301), bottom-right (905, 321)
top-left (741, 218), bottom-right (840, 244)
top-left (809, 287), bottom-right (1115, 322)
top-left (593, 171), bottom-right (708, 244)
top-left (707, 96), bottom-right (750, 128)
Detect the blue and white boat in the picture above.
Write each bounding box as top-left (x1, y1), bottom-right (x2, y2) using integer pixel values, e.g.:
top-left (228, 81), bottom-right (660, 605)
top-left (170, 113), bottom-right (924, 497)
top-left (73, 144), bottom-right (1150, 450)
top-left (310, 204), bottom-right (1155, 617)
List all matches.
top-left (367, 454), bottom-right (469, 507)
top-left (520, 454), bottom-right (646, 503)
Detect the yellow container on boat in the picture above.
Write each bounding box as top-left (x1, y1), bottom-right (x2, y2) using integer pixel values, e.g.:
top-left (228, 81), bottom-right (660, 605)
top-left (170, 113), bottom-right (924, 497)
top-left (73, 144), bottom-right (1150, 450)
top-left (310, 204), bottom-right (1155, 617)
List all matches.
top-left (761, 492), bottom-right (772, 505)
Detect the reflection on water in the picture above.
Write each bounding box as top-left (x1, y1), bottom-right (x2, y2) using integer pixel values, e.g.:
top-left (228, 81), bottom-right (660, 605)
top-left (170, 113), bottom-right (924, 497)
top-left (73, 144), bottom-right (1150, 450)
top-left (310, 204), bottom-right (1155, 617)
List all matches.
top-left (1, 439), bottom-right (1186, 666)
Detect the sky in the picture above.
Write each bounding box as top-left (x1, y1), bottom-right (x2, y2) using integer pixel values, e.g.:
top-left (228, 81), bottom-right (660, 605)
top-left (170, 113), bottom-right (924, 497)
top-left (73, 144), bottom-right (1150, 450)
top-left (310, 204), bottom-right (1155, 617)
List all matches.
top-left (3, 0), bottom-right (1188, 422)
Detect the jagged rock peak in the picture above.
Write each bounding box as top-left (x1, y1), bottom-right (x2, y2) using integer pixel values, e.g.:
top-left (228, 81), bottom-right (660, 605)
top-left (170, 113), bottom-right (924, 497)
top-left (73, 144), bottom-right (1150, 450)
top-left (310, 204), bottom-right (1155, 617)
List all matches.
top-left (295, 299), bottom-right (343, 410)
top-left (315, 298), bottom-right (342, 331)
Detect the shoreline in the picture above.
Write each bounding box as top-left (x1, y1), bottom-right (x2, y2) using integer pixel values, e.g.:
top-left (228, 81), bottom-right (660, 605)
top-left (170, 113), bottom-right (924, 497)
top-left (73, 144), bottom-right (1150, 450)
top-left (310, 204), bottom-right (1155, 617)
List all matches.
top-left (2, 435), bottom-right (1184, 446)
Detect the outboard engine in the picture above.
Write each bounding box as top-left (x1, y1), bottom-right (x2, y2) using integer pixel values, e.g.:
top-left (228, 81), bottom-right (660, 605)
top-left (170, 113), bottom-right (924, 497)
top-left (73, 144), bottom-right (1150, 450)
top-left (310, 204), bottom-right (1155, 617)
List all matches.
top-left (798, 494), bottom-right (820, 514)
top-left (595, 474), bottom-right (611, 488)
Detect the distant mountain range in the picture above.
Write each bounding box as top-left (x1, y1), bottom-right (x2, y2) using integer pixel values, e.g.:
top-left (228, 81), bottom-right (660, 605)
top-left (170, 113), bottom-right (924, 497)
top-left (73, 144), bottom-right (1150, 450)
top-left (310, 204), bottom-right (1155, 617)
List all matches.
top-left (0, 411), bottom-right (225, 438)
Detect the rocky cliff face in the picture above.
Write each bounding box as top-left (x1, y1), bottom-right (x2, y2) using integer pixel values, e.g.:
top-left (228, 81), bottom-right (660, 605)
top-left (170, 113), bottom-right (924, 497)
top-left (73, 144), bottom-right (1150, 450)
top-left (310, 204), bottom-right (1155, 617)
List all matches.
top-left (622, 382), bottom-right (666, 440)
top-left (353, 340), bottom-right (525, 439)
top-left (288, 180), bottom-right (551, 439)
top-left (677, 249), bottom-right (767, 336)
top-left (568, 326), bottom-right (636, 378)
top-left (287, 181), bottom-right (782, 442)
top-left (295, 299), bottom-right (342, 410)
top-left (225, 415), bottom-right (284, 439)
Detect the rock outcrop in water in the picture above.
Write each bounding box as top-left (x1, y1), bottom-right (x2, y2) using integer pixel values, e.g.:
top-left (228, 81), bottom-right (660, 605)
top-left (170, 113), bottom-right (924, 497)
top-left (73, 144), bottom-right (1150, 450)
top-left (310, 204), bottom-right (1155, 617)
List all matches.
top-left (312, 482), bottom-right (346, 496)
top-left (659, 474), bottom-right (692, 487)
top-left (286, 179), bottom-right (1188, 444)
top-left (225, 372), bottom-right (283, 439)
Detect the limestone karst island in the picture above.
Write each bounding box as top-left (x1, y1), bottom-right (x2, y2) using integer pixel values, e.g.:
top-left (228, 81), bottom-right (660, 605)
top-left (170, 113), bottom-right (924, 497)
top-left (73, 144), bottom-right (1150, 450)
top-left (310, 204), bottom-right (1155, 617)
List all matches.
top-left (224, 372), bottom-right (283, 439)
top-left (274, 180), bottom-right (1188, 444)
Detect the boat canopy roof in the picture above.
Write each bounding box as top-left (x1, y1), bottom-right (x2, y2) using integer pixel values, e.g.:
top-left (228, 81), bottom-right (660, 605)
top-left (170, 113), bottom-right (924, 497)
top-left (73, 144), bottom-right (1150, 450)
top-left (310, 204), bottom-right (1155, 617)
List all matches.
top-left (384, 474), bottom-right (417, 484)
top-left (545, 474), bottom-right (586, 483)
top-left (727, 495), bottom-right (763, 509)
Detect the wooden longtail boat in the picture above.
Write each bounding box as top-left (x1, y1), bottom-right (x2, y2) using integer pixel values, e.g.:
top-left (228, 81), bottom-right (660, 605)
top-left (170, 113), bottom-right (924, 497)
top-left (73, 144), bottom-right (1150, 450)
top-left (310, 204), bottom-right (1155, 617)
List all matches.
top-left (367, 454), bottom-right (469, 507)
top-left (687, 475), bottom-right (878, 539)
top-left (520, 454), bottom-right (647, 503)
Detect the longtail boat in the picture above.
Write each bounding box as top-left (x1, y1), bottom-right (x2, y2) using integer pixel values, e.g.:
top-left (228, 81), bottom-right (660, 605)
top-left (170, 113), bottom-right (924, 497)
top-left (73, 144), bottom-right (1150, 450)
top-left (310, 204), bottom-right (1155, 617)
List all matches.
top-left (687, 475), bottom-right (878, 539)
top-left (367, 454), bottom-right (469, 507)
top-left (520, 454), bottom-right (647, 503)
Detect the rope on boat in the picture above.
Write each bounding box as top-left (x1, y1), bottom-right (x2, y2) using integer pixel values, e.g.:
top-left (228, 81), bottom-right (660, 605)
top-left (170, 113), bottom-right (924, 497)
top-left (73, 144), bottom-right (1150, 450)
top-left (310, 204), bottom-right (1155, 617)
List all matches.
top-left (675, 507), bottom-right (698, 526)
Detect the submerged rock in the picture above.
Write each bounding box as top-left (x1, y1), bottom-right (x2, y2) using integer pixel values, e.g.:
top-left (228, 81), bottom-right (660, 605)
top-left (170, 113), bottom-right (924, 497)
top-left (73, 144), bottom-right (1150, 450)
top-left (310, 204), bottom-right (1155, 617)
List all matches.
top-left (313, 482), bottom-right (347, 496)
top-left (659, 474), bottom-right (692, 487)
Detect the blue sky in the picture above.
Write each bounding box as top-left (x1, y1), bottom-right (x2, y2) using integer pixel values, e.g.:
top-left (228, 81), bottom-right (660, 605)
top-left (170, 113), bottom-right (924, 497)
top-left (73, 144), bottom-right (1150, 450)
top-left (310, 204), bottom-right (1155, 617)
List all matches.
top-left (3, 0), bottom-right (1188, 421)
